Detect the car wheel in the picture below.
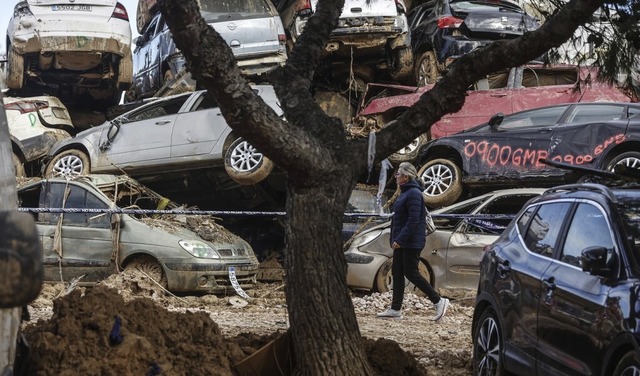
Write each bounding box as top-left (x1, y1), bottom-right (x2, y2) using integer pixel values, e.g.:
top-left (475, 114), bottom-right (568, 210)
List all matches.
top-left (390, 47), bottom-right (414, 81)
top-left (12, 152), bottom-right (25, 178)
top-left (613, 351), bottom-right (640, 376)
top-left (224, 137), bottom-right (273, 185)
top-left (375, 258), bottom-right (432, 297)
top-left (415, 51), bottom-right (439, 86)
top-left (389, 134), bottom-right (429, 164)
top-left (125, 255), bottom-right (168, 290)
top-left (44, 149), bottom-right (91, 178)
top-left (163, 69), bottom-right (174, 85)
top-left (418, 159), bottom-right (463, 207)
top-left (607, 152), bottom-right (640, 173)
top-left (6, 48), bottom-right (25, 90)
top-left (473, 308), bottom-right (506, 376)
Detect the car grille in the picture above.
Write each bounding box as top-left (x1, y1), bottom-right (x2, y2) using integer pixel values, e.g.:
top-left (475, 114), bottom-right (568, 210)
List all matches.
top-left (217, 248), bottom-right (250, 257)
top-left (338, 16), bottom-right (397, 28)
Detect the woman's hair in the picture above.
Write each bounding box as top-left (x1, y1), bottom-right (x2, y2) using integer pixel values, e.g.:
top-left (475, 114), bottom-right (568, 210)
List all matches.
top-left (398, 162), bottom-right (417, 180)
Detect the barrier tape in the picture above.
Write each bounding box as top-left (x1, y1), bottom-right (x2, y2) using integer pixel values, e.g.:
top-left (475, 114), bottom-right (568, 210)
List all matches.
top-left (228, 266), bottom-right (251, 300)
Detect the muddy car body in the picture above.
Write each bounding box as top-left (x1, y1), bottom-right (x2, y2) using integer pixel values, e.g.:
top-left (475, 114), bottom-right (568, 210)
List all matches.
top-left (277, 0), bottom-right (413, 81)
top-left (128, 0), bottom-right (287, 101)
top-left (5, 0), bottom-right (133, 107)
top-left (4, 95), bottom-right (73, 177)
top-left (17, 174), bottom-right (259, 293)
top-left (44, 85), bottom-right (281, 186)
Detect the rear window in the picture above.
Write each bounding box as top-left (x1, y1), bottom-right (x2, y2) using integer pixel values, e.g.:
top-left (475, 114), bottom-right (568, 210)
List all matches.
top-left (450, 0), bottom-right (523, 13)
top-left (199, 0), bottom-right (272, 15)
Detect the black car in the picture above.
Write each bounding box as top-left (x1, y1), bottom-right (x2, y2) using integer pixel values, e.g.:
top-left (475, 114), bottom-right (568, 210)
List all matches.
top-left (416, 102), bottom-right (640, 207)
top-left (407, 0), bottom-right (539, 86)
top-left (472, 182), bottom-right (640, 375)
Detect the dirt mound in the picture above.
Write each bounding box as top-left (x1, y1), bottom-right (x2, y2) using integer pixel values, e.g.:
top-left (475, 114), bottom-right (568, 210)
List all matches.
top-left (21, 283), bottom-right (428, 375)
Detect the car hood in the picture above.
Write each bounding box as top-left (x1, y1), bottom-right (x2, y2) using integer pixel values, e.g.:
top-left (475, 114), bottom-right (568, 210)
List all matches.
top-left (312, 0), bottom-right (404, 17)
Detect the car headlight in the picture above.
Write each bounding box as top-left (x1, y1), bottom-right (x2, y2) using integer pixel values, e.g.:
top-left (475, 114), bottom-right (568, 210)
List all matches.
top-left (179, 240), bottom-right (220, 259)
top-left (351, 229), bottom-right (383, 249)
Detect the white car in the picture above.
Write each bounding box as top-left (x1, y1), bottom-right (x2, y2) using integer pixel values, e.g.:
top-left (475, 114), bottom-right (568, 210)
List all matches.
top-left (4, 95), bottom-right (73, 177)
top-left (5, 0), bottom-right (133, 107)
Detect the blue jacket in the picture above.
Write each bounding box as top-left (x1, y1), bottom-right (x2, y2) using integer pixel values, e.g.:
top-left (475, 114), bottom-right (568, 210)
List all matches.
top-left (390, 179), bottom-right (427, 249)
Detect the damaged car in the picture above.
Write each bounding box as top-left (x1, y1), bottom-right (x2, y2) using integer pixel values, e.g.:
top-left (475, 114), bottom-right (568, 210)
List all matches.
top-left (417, 101), bottom-right (640, 207)
top-left (345, 188), bottom-right (543, 294)
top-left (17, 174), bottom-right (259, 294)
top-left (5, 95), bottom-right (73, 178)
top-left (44, 85), bottom-right (281, 186)
top-left (127, 0), bottom-right (287, 101)
top-left (5, 0), bottom-right (133, 107)
top-left (277, 0), bottom-right (413, 82)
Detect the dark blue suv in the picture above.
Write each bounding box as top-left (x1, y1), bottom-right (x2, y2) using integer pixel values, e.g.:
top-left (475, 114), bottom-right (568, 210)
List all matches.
top-left (473, 182), bottom-right (640, 375)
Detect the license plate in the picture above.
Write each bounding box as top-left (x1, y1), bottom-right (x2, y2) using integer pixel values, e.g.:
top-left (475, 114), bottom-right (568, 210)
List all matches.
top-left (51, 5), bottom-right (92, 11)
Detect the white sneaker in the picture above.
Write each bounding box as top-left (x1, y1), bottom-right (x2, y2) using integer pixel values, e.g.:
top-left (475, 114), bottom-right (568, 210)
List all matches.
top-left (431, 298), bottom-right (449, 321)
top-left (377, 308), bottom-right (402, 319)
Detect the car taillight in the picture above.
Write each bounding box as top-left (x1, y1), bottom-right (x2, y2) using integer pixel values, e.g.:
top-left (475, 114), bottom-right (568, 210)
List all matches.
top-left (111, 2), bottom-right (129, 21)
top-left (278, 34), bottom-right (287, 44)
top-left (4, 101), bottom-right (48, 114)
top-left (295, 0), bottom-right (312, 16)
top-left (14, 1), bottom-right (33, 18)
top-left (437, 16), bottom-right (464, 29)
top-left (395, 0), bottom-right (406, 13)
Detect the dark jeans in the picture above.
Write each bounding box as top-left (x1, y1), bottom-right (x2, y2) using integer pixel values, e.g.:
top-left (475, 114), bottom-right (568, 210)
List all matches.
top-left (391, 247), bottom-right (440, 310)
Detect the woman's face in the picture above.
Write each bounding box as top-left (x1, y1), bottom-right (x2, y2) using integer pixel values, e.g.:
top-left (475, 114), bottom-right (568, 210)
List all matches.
top-left (395, 172), bottom-right (408, 185)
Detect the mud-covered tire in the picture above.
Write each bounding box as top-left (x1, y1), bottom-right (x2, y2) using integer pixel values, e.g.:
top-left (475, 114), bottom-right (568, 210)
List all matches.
top-left (224, 137), bottom-right (273, 185)
top-left (607, 151), bottom-right (640, 173)
top-left (389, 134), bottom-right (429, 164)
top-left (473, 308), bottom-right (506, 376)
top-left (12, 152), bottom-right (25, 178)
top-left (44, 149), bottom-right (91, 178)
top-left (390, 47), bottom-right (414, 81)
top-left (418, 158), bottom-right (463, 208)
top-left (375, 258), bottom-right (432, 297)
top-left (415, 51), bottom-right (440, 86)
top-left (125, 255), bottom-right (168, 290)
top-left (613, 351), bottom-right (640, 376)
top-left (6, 48), bottom-right (25, 90)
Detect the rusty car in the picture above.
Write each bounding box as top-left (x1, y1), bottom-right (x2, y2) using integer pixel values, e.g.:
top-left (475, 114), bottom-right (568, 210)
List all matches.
top-left (17, 174), bottom-right (260, 294)
top-left (345, 187), bottom-right (544, 294)
top-left (5, 0), bottom-right (133, 107)
top-left (4, 95), bottom-right (74, 178)
top-left (417, 101), bottom-right (640, 207)
top-left (351, 64), bottom-right (635, 165)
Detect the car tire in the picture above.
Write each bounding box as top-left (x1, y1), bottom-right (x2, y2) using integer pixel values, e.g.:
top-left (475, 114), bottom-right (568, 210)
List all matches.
top-left (44, 149), bottom-right (91, 178)
top-left (125, 255), bottom-right (168, 290)
top-left (375, 258), bottom-right (432, 297)
top-left (12, 152), bottom-right (25, 178)
top-left (418, 159), bottom-right (463, 208)
top-left (224, 137), bottom-right (273, 185)
top-left (415, 51), bottom-right (439, 86)
top-left (390, 47), bottom-right (414, 82)
top-left (6, 48), bottom-right (25, 90)
top-left (473, 308), bottom-right (506, 376)
top-left (606, 151), bottom-right (640, 173)
top-left (613, 351), bottom-right (640, 376)
top-left (389, 134), bottom-right (429, 165)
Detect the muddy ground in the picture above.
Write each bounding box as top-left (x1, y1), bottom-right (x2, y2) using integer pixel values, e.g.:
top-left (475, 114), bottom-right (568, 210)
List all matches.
top-left (20, 270), bottom-right (475, 375)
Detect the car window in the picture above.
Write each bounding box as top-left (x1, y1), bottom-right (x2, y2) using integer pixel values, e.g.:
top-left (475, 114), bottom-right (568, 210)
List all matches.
top-left (465, 193), bottom-right (539, 234)
top-left (564, 104), bottom-right (625, 124)
top-left (450, 0), bottom-right (523, 13)
top-left (523, 202), bottom-right (571, 257)
top-left (123, 96), bottom-right (190, 123)
top-left (628, 106), bottom-right (640, 118)
top-left (40, 183), bottom-right (110, 228)
top-left (560, 203), bottom-right (613, 268)
top-left (517, 206), bottom-right (536, 235)
top-left (194, 93), bottom-right (218, 111)
top-left (499, 106), bottom-right (567, 130)
top-left (436, 197), bottom-right (484, 229)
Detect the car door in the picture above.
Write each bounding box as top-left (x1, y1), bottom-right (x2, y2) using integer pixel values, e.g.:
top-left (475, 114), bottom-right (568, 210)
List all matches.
top-left (170, 91), bottom-right (228, 159)
top-left (547, 104), bottom-right (630, 168)
top-left (535, 202), bottom-right (614, 375)
top-left (459, 105), bottom-right (569, 179)
top-left (444, 192), bottom-right (541, 289)
top-left (96, 94), bottom-right (190, 170)
top-left (38, 181), bottom-right (116, 283)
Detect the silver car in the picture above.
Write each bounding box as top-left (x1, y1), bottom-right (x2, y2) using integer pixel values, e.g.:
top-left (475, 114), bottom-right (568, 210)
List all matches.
top-left (345, 188), bottom-right (545, 294)
top-left (128, 0), bottom-right (287, 101)
top-left (44, 85), bottom-right (281, 185)
top-left (17, 174), bottom-right (259, 293)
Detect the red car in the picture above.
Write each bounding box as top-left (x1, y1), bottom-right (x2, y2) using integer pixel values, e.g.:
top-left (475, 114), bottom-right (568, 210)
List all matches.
top-left (352, 65), bottom-right (634, 164)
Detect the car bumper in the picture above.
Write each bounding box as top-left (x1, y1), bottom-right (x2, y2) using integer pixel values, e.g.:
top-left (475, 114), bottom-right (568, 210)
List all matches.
top-left (163, 260), bottom-right (259, 293)
top-left (435, 37), bottom-right (489, 66)
top-left (344, 247), bottom-right (389, 291)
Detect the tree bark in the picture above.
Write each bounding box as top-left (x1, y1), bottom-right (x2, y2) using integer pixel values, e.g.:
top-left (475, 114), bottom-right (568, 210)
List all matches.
top-left (157, 0), bottom-right (606, 374)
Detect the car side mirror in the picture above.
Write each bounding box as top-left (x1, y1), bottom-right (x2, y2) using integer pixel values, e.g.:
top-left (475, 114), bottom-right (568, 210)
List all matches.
top-left (134, 36), bottom-right (144, 48)
top-left (100, 123), bottom-right (120, 151)
top-left (489, 112), bottom-right (504, 130)
top-left (0, 211), bottom-right (43, 308)
top-left (581, 246), bottom-right (616, 277)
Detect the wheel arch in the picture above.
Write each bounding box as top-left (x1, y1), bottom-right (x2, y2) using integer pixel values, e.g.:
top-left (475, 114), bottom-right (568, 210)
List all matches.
top-left (417, 145), bottom-right (463, 169)
top-left (601, 141), bottom-right (640, 167)
top-left (602, 334), bottom-right (640, 376)
top-left (471, 292), bottom-right (500, 337)
top-left (420, 257), bottom-right (435, 286)
top-left (120, 252), bottom-right (165, 271)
